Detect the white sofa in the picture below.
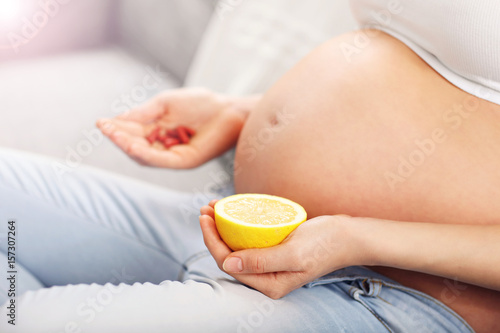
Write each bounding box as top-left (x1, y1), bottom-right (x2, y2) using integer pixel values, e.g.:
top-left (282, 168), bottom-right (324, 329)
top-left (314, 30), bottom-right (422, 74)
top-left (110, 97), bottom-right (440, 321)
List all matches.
top-left (0, 0), bottom-right (356, 191)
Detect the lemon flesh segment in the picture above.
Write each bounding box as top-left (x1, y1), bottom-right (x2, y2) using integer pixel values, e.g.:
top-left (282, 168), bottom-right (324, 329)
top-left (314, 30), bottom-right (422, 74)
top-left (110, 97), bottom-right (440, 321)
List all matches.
top-left (214, 194), bottom-right (307, 251)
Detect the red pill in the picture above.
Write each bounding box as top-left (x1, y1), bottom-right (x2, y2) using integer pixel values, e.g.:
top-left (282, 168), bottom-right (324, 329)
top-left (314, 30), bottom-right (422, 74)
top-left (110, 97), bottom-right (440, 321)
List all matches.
top-left (177, 126), bottom-right (190, 144)
top-left (163, 137), bottom-right (180, 149)
top-left (181, 126), bottom-right (196, 137)
top-left (146, 127), bottom-right (161, 144)
top-left (167, 129), bottom-right (179, 139)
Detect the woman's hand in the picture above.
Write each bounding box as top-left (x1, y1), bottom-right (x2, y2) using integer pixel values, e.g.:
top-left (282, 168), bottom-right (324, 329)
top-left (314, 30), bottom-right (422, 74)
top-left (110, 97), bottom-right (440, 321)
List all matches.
top-left (202, 199), bottom-right (500, 295)
top-left (96, 88), bottom-right (258, 169)
top-left (199, 201), bottom-right (362, 299)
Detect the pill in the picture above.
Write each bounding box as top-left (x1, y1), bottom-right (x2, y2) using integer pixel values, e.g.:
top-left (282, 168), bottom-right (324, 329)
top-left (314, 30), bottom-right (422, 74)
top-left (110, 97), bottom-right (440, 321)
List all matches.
top-left (167, 129), bottom-right (179, 139)
top-left (181, 126), bottom-right (196, 137)
top-left (177, 127), bottom-right (190, 144)
top-left (163, 137), bottom-right (181, 148)
top-left (146, 127), bottom-right (161, 144)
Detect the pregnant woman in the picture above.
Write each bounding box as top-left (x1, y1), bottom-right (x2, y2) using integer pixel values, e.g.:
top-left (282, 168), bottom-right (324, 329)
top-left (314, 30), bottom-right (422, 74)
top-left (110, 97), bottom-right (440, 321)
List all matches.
top-left (1, 1), bottom-right (499, 332)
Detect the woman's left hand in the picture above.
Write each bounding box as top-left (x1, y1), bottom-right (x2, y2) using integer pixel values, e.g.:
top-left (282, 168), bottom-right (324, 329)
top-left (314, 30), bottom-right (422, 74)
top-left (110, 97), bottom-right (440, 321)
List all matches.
top-left (199, 201), bottom-right (362, 299)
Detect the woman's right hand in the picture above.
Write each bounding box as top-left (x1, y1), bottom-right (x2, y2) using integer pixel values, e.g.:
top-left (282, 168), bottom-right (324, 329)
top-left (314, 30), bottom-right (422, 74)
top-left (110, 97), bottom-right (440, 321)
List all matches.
top-left (96, 88), bottom-right (257, 169)
top-left (200, 201), bottom-right (361, 299)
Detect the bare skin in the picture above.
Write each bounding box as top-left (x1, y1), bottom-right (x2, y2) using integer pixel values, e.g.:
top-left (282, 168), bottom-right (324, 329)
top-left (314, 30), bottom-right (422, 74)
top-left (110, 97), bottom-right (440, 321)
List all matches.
top-left (99, 30), bottom-right (500, 332)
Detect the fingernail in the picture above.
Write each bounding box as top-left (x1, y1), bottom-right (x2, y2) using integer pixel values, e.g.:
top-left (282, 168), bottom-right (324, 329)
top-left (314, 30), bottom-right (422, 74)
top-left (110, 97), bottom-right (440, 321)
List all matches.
top-left (223, 257), bottom-right (242, 273)
top-left (101, 122), bottom-right (113, 133)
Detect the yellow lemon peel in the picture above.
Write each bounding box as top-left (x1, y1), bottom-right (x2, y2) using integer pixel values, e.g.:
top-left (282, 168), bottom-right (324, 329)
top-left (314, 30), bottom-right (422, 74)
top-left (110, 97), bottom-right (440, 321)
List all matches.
top-left (214, 194), bottom-right (307, 251)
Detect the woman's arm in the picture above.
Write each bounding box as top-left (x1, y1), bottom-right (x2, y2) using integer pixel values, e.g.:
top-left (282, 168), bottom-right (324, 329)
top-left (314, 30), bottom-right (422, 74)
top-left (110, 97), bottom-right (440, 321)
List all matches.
top-left (200, 201), bottom-right (500, 299)
top-left (360, 219), bottom-right (500, 290)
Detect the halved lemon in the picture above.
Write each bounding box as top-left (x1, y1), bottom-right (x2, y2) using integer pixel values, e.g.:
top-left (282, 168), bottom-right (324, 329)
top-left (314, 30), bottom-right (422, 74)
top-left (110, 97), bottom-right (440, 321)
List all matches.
top-left (214, 193), bottom-right (307, 251)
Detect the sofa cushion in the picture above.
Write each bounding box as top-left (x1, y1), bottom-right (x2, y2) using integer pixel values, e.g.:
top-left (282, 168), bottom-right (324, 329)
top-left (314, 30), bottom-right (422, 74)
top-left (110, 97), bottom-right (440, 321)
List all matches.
top-left (186, 0), bottom-right (357, 94)
top-left (118, 0), bottom-right (214, 82)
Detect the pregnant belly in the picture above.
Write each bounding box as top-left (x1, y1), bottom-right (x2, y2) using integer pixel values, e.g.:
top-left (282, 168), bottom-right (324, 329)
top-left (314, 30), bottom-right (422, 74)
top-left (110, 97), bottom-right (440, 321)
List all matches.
top-left (234, 32), bottom-right (500, 332)
top-left (234, 97), bottom-right (344, 218)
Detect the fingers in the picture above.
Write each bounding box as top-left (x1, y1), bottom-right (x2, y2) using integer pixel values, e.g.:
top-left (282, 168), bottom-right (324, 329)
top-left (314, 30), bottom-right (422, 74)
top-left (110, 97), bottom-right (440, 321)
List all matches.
top-left (95, 119), bottom-right (116, 134)
top-left (125, 143), bottom-right (199, 169)
top-left (101, 129), bottom-right (148, 159)
top-left (222, 245), bottom-right (302, 274)
top-left (199, 200), bottom-right (218, 220)
top-left (107, 123), bottom-right (203, 169)
top-left (96, 121), bottom-right (187, 168)
top-left (97, 116), bottom-right (203, 168)
top-left (199, 213), bottom-right (307, 299)
top-left (199, 215), bottom-right (232, 269)
top-left (199, 205), bottom-right (215, 218)
top-left (116, 97), bottom-right (165, 124)
top-left (97, 118), bottom-right (146, 137)
top-left (200, 206), bottom-right (302, 275)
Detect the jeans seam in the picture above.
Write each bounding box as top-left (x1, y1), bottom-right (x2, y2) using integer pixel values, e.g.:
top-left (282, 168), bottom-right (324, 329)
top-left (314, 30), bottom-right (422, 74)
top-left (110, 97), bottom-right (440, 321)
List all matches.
top-left (350, 289), bottom-right (394, 333)
top-left (376, 295), bottom-right (393, 306)
top-left (177, 251), bottom-right (211, 281)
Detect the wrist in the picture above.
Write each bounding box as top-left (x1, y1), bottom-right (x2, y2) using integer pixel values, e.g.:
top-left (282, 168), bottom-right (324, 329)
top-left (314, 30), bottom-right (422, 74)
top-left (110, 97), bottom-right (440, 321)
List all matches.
top-left (340, 217), bottom-right (384, 267)
top-left (314, 215), bottom-right (373, 272)
top-left (352, 217), bottom-right (409, 268)
top-left (219, 94), bottom-right (262, 119)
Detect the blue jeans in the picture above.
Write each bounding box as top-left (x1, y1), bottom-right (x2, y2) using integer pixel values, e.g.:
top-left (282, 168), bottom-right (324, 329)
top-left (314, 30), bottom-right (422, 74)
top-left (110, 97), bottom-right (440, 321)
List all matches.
top-left (0, 148), bottom-right (474, 332)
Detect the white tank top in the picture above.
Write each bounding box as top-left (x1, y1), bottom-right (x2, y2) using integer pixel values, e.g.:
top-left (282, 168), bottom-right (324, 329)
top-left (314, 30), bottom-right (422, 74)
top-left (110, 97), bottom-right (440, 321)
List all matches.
top-left (350, 0), bottom-right (500, 105)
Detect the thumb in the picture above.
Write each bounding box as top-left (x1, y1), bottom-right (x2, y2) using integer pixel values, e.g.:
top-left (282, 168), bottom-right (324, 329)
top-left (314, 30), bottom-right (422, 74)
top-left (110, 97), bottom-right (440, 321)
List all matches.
top-left (117, 97), bottom-right (165, 124)
top-left (222, 245), bottom-right (301, 274)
